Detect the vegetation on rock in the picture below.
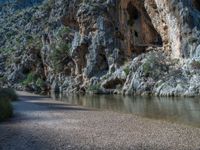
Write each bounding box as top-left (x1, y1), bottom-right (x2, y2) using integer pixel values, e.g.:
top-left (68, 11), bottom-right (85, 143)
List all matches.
top-left (50, 42), bottom-right (70, 73)
top-left (88, 83), bottom-right (101, 93)
top-left (22, 72), bottom-right (37, 86)
top-left (0, 0), bottom-right (200, 96)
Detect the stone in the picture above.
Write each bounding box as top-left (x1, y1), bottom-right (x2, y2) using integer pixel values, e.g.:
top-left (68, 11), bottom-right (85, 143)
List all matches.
top-left (1, 0), bottom-right (200, 96)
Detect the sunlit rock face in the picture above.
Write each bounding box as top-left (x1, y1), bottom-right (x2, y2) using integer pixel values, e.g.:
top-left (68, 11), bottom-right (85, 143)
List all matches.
top-left (115, 0), bottom-right (200, 59)
top-left (63, 0), bottom-right (200, 95)
top-left (1, 0), bottom-right (200, 96)
top-left (72, 0), bottom-right (164, 78)
top-left (145, 0), bottom-right (200, 58)
top-left (73, 0), bottom-right (200, 79)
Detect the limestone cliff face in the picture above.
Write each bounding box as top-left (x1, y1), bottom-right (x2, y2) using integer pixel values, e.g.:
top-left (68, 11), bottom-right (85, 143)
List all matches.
top-left (73, 0), bottom-right (200, 77)
top-left (118, 0), bottom-right (163, 56)
top-left (145, 0), bottom-right (200, 58)
top-left (0, 0), bottom-right (200, 96)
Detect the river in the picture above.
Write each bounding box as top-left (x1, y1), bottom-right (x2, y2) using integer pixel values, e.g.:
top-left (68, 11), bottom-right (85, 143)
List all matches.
top-left (52, 93), bottom-right (200, 128)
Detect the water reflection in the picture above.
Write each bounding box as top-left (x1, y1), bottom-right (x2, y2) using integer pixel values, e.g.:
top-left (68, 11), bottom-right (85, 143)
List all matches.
top-left (52, 93), bottom-right (200, 127)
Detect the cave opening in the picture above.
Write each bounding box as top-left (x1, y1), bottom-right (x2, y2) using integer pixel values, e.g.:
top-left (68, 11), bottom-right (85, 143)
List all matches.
top-left (124, 1), bottom-right (163, 55)
top-left (193, 0), bottom-right (200, 11)
top-left (127, 2), bottom-right (140, 26)
top-left (134, 31), bottom-right (138, 37)
top-left (22, 68), bottom-right (31, 74)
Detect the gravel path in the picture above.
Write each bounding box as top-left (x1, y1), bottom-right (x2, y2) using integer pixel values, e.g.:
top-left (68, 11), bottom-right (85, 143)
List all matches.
top-left (0, 91), bottom-right (200, 150)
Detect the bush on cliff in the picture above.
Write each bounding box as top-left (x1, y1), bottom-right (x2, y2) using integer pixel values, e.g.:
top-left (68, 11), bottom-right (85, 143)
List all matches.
top-left (22, 72), bottom-right (37, 86)
top-left (50, 42), bottom-right (70, 73)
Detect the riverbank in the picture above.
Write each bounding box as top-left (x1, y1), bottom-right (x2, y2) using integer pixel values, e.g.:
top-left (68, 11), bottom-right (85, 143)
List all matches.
top-left (0, 91), bottom-right (200, 150)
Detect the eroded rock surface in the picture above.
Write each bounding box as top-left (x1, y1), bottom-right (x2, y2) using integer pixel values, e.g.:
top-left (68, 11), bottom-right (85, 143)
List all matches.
top-left (0, 0), bottom-right (200, 96)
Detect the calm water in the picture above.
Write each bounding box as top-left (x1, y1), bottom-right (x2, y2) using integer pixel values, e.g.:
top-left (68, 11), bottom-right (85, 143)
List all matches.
top-left (52, 94), bottom-right (200, 128)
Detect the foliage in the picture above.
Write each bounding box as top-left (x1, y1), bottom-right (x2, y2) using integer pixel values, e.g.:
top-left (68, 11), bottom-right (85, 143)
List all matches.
top-left (36, 78), bottom-right (45, 87)
top-left (123, 66), bottom-right (130, 76)
top-left (0, 88), bottom-right (18, 122)
top-left (0, 88), bottom-right (18, 101)
top-left (50, 41), bottom-right (70, 73)
top-left (191, 60), bottom-right (200, 69)
top-left (0, 77), bottom-right (6, 84)
top-left (88, 84), bottom-right (101, 92)
top-left (22, 72), bottom-right (37, 86)
top-left (26, 35), bottom-right (43, 50)
top-left (142, 62), bottom-right (152, 76)
top-left (142, 55), bottom-right (156, 77)
top-left (57, 26), bottom-right (70, 38)
top-left (22, 72), bottom-right (45, 89)
top-left (0, 47), bottom-right (15, 54)
top-left (42, 0), bottom-right (54, 12)
top-left (0, 97), bottom-right (13, 122)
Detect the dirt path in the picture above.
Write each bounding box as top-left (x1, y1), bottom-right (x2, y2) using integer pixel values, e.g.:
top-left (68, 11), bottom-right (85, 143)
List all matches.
top-left (0, 91), bottom-right (200, 150)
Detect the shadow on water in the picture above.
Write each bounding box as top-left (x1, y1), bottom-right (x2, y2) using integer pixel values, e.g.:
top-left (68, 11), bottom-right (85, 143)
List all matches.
top-left (52, 93), bottom-right (200, 128)
top-left (17, 95), bottom-right (92, 112)
top-left (8, 96), bottom-right (92, 124)
top-left (20, 95), bottom-right (50, 101)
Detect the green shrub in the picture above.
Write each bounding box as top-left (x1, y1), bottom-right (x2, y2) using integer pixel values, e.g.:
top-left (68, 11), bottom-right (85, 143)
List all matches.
top-left (142, 62), bottom-right (151, 76)
top-left (42, 0), bottom-right (54, 12)
top-left (0, 47), bottom-right (15, 54)
top-left (26, 35), bottom-right (43, 50)
top-left (191, 60), bottom-right (200, 69)
top-left (0, 88), bottom-right (18, 101)
top-left (88, 84), bottom-right (101, 92)
top-left (57, 26), bottom-right (70, 38)
top-left (123, 66), bottom-right (130, 76)
top-left (0, 88), bottom-right (16, 122)
top-left (50, 42), bottom-right (70, 73)
top-left (0, 98), bottom-right (13, 122)
top-left (142, 55), bottom-right (156, 77)
top-left (22, 72), bottom-right (37, 86)
top-left (22, 72), bottom-right (45, 89)
top-left (36, 78), bottom-right (45, 87)
top-left (0, 77), bottom-right (6, 84)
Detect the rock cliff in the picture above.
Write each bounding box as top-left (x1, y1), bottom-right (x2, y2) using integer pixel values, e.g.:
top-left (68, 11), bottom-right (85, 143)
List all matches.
top-left (0, 0), bottom-right (200, 96)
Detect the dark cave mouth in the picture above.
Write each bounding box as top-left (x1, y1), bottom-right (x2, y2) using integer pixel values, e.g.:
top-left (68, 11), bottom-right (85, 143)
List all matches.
top-left (127, 2), bottom-right (140, 26)
top-left (125, 1), bottom-right (163, 54)
top-left (193, 0), bottom-right (200, 11)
